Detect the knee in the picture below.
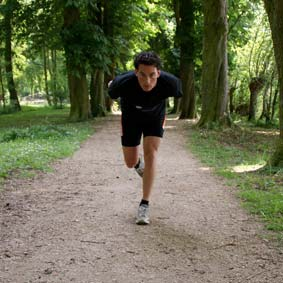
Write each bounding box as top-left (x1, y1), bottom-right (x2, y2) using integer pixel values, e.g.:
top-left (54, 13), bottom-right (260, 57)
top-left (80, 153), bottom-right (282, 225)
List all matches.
top-left (124, 159), bottom-right (138, 168)
top-left (125, 162), bottom-right (135, 169)
top-left (122, 147), bottom-right (139, 168)
top-left (144, 148), bottom-right (158, 164)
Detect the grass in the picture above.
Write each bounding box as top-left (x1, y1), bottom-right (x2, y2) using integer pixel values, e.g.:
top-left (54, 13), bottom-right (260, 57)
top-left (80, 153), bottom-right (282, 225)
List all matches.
top-left (187, 122), bottom-right (283, 240)
top-left (0, 105), bottom-right (70, 128)
top-left (0, 106), bottom-right (94, 183)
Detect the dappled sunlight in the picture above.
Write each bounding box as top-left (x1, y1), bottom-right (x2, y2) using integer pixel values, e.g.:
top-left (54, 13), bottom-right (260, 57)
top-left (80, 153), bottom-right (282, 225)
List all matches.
top-left (254, 130), bottom-right (279, 136)
top-left (166, 117), bottom-right (179, 121)
top-left (166, 116), bottom-right (198, 123)
top-left (199, 166), bottom-right (211, 172)
top-left (164, 125), bottom-right (176, 130)
top-left (111, 110), bottom-right (122, 115)
top-left (232, 163), bottom-right (266, 173)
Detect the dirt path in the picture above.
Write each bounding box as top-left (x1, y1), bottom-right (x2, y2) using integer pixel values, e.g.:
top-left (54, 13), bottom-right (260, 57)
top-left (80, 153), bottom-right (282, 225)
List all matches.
top-left (1, 115), bottom-right (283, 283)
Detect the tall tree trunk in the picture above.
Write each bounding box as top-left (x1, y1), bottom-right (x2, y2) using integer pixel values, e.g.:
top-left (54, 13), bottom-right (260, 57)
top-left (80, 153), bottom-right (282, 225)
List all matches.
top-left (175, 0), bottom-right (196, 119)
top-left (90, 70), bottom-right (106, 117)
top-left (47, 49), bottom-right (59, 107)
top-left (62, 5), bottom-right (90, 121)
top-left (179, 63), bottom-right (196, 119)
top-left (4, 0), bottom-right (21, 112)
top-left (68, 68), bottom-right (90, 121)
top-left (197, 0), bottom-right (229, 128)
top-left (263, 0), bottom-right (283, 166)
top-left (260, 78), bottom-right (271, 122)
top-left (87, 0), bottom-right (107, 117)
top-left (170, 97), bottom-right (180, 114)
top-left (105, 67), bottom-right (114, 112)
top-left (271, 85), bottom-right (278, 121)
top-left (51, 49), bottom-right (58, 107)
top-left (43, 46), bottom-right (52, 106)
top-left (229, 86), bottom-right (236, 114)
top-left (259, 83), bottom-right (269, 121)
top-left (170, 0), bottom-right (180, 115)
top-left (30, 81), bottom-right (34, 96)
top-left (0, 66), bottom-right (6, 108)
top-left (266, 70), bottom-right (275, 122)
top-left (248, 77), bottom-right (264, 121)
top-left (103, 0), bottom-right (114, 113)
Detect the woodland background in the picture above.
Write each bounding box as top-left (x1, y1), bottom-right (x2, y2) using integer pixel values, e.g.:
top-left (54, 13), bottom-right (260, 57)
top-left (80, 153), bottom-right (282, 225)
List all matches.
top-left (1, 0), bottom-right (283, 235)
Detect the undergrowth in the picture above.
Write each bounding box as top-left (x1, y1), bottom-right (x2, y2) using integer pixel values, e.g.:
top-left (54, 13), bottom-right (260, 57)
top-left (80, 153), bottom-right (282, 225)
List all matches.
top-left (0, 106), bottom-right (94, 182)
top-left (187, 123), bottom-right (283, 241)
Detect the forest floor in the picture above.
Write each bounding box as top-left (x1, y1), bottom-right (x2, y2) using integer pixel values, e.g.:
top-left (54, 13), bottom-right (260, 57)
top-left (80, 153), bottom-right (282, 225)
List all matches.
top-left (1, 115), bottom-right (283, 283)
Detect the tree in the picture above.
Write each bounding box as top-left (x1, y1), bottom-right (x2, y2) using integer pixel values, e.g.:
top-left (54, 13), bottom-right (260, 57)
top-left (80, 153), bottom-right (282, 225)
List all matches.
top-left (90, 70), bottom-right (106, 117)
top-left (20, 0), bottom-right (64, 106)
top-left (227, 0), bottom-right (262, 117)
top-left (61, 3), bottom-right (90, 121)
top-left (42, 46), bottom-right (51, 105)
top-left (174, 0), bottom-right (196, 119)
top-left (197, 0), bottom-right (229, 127)
top-left (245, 14), bottom-right (273, 121)
top-left (0, 64), bottom-right (6, 108)
top-left (263, 0), bottom-right (283, 166)
top-left (103, 0), bottom-right (172, 112)
top-left (88, 0), bottom-right (107, 117)
top-left (248, 77), bottom-right (265, 121)
top-left (2, 0), bottom-right (21, 111)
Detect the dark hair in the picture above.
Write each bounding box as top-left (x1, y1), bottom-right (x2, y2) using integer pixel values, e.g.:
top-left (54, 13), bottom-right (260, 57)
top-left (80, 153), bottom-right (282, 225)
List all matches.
top-left (134, 51), bottom-right (162, 69)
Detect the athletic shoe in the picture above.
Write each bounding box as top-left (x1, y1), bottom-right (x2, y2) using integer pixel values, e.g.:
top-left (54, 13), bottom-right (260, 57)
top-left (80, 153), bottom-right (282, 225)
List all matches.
top-left (136, 204), bottom-right (150, 225)
top-left (135, 157), bottom-right (144, 177)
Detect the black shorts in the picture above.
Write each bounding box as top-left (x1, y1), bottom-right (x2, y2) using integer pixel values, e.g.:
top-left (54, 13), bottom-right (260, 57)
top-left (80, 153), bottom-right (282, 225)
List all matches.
top-left (121, 114), bottom-right (165, 147)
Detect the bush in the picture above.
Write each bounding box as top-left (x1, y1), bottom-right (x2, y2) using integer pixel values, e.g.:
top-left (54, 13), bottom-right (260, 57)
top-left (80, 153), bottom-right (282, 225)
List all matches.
top-left (0, 125), bottom-right (72, 142)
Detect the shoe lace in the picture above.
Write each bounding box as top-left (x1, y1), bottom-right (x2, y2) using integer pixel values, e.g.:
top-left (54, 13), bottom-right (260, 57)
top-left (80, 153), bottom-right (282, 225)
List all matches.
top-left (139, 205), bottom-right (148, 218)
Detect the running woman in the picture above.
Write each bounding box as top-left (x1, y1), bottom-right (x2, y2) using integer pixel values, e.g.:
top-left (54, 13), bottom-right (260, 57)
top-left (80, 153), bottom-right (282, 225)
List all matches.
top-left (108, 51), bottom-right (182, 225)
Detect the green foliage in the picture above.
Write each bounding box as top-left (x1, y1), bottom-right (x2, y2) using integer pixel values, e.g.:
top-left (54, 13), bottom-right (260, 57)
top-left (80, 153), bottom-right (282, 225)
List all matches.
top-left (106, 0), bottom-right (176, 71)
top-left (0, 125), bottom-right (72, 142)
top-left (17, 0), bottom-right (62, 49)
top-left (0, 0), bottom-right (67, 106)
top-left (188, 123), bottom-right (283, 235)
top-left (0, 106), bottom-right (94, 180)
top-left (64, 0), bottom-right (97, 9)
top-left (0, 0), bottom-right (280, 126)
top-left (240, 182), bottom-right (283, 232)
top-left (0, 105), bottom-right (18, 115)
top-left (147, 0), bottom-right (178, 74)
top-left (228, 0), bottom-right (259, 50)
top-left (62, 20), bottom-right (110, 72)
top-left (0, 106), bottom-right (69, 127)
top-left (228, 1), bottom-right (276, 116)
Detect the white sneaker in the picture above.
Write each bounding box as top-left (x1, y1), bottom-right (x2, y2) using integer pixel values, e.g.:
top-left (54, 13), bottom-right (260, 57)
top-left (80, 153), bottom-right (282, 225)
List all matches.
top-left (135, 157), bottom-right (144, 177)
top-left (136, 204), bottom-right (150, 225)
